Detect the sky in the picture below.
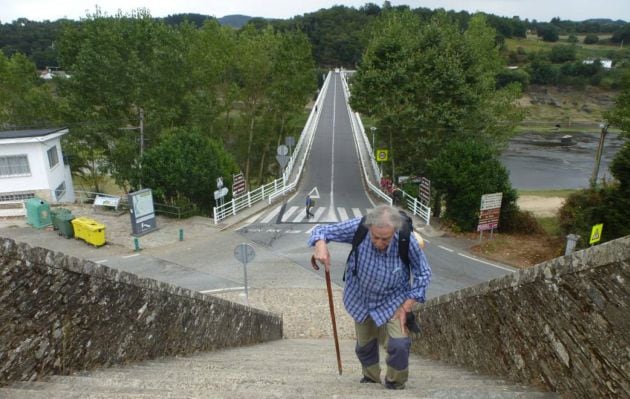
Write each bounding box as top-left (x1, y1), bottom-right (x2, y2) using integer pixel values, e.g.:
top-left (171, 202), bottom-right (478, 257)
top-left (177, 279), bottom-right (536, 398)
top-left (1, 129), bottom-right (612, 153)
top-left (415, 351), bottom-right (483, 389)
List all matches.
top-left (0, 0), bottom-right (629, 23)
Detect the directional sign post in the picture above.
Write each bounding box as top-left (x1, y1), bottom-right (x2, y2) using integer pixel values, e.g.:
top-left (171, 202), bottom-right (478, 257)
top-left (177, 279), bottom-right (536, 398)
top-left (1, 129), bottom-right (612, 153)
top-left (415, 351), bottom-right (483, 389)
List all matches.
top-left (234, 243), bottom-right (256, 304)
top-left (477, 192), bottom-right (503, 241)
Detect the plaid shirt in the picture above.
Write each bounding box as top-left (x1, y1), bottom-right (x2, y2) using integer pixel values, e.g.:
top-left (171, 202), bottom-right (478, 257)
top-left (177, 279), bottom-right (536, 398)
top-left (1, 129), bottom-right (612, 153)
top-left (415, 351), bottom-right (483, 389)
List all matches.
top-left (308, 217), bottom-right (432, 326)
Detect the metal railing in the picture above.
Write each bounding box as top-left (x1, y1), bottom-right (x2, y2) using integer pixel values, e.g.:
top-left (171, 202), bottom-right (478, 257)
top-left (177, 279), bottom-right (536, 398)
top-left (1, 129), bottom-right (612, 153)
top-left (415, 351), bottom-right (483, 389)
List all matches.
top-left (339, 71), bottom-right (431, 225)
top-left (212, 71), bottom-right (332, 224)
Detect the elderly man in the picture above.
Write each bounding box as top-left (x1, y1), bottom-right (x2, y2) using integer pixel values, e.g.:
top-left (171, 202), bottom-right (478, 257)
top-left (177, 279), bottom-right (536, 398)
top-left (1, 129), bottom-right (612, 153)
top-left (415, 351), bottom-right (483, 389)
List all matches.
top-left (308, 205), bottom-right (431, 390)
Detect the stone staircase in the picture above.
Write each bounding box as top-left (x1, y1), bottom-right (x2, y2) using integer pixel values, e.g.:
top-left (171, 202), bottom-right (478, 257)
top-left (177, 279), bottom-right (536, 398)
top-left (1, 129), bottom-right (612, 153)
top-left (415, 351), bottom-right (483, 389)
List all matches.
top-left (1, 339), bottom-right (558, 399)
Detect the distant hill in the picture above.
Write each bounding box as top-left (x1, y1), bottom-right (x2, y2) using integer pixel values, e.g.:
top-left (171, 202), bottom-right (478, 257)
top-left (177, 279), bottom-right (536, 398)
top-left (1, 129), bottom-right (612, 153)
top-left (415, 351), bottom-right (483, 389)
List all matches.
top-left (218, 15), bottom-right (253, 28)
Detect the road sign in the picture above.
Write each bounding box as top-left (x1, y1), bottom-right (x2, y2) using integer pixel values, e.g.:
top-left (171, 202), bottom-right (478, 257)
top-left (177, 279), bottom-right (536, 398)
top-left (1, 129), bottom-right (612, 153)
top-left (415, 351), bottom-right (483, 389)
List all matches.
top-left (234, 243), bottom-right (256, 304)
top-left (276, 154), bottom-right (289, 169)
top-left (477, 192), bottom-right (503, 232)
top-left (277, 145), bottom-right (289, 156)
top-left (376, 149), bottom-right (389, 162)
top-left (234, 243), bottom-right (256, 264)
top-left (589, 223), bottom-right (603, 245)
top-left (216, 177), bottom-right (223, 189)
top-left (214, 187), bottom-right (228, 200)
top-left (232, 172), bottom-right (246, 196)
top-left (285, 136), bottom-right (295, 147)
top-left (419, 177), bottom-right (431, 205)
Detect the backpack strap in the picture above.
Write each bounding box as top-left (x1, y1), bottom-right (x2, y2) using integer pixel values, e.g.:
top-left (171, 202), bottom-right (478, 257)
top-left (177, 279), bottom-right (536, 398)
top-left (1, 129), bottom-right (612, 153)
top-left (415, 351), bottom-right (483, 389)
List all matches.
top-left (344, 216), bottom-right (368, 282)
top-left (398, 211), bottom-right (412, 269)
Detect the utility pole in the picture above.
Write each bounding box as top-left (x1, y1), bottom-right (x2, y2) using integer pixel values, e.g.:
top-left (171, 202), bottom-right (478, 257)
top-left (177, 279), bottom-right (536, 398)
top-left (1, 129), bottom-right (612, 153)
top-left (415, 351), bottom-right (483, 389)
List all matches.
top-left (590, 123), bottom-right (608, 188)
top-left (139, 108), bottom-right (144, 159)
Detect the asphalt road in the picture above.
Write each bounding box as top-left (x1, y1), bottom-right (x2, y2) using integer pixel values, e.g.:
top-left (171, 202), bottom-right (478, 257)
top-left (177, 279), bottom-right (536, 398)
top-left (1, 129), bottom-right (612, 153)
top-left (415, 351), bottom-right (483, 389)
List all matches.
top-left (237, 71), bottom-right (516, 298)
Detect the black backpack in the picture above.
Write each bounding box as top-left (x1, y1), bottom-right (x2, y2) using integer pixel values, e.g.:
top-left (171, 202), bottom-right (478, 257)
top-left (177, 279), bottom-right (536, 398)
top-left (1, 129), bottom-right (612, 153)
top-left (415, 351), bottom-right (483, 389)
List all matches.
top-left (343, 210), bottom-right (413, 281)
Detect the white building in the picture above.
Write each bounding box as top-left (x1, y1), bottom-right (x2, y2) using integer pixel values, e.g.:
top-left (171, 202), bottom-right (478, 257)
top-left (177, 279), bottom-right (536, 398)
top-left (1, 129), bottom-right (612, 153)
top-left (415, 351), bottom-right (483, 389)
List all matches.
top-left (0, 128), bottom-right (75, 215)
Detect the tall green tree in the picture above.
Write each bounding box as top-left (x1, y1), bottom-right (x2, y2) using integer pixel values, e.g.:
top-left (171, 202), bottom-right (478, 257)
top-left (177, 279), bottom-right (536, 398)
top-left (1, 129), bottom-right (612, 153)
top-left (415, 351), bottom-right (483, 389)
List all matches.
top-left (0, 52), bottom-right (57, 128)
top-left (56, 9), bottom-right (191, 190)
top-left (351, 11), bottom-right (522, 181)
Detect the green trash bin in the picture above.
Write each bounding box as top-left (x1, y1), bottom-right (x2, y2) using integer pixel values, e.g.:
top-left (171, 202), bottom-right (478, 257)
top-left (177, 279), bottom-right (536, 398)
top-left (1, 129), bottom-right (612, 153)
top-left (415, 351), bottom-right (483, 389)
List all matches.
top-left (24, 198), bottom-right (52, 229)
top-left (56, 212), bottom-right (75, 239)
top-left (51, 208), bottom-right (71, 231)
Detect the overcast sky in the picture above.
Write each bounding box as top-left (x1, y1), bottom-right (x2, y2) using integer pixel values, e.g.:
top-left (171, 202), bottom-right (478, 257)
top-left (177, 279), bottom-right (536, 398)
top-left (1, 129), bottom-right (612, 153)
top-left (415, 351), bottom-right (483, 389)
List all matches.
top-left (1, 0), bottom-right (629, 23)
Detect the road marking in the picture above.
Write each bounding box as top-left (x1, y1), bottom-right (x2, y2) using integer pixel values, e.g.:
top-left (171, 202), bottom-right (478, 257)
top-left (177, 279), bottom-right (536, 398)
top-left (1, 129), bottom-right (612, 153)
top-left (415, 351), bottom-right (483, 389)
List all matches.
top-left (281, 206), bottom-right (299, 222)
top-left (122, 254), bottom-right (140, 258)
top-left (266, 228), bottom-right (281, 233)
top-left (200, 287), bottom-right (245, 294)
top-left (286, 230), bottom-right (302, 234)
top-left (457, 253), bottom-right (516, 272)
top-left (260, 205), bottom-right (282, 224)
top-left (337, 207), bottom-right (349, 221)
top-left (291, 207), bottom-right (308, 223)
top-left (312, 207), bottom-right (328, 222)
top-left (305, 225), bottom-right (317, 234)
top-left (438, 245), bottom-right (454, 253)
top-left (95, 259), bottom-right (108, 263)
top-left (351, 208), bottom-right (362, 218)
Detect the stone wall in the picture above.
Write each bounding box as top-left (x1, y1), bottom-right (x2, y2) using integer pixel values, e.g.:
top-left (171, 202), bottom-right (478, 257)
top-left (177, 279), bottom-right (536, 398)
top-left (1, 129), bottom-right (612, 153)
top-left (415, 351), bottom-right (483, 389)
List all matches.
top-left (412, 235), bottom-right (629, 399)
top-left (0, 237), bottom-right (283, 387)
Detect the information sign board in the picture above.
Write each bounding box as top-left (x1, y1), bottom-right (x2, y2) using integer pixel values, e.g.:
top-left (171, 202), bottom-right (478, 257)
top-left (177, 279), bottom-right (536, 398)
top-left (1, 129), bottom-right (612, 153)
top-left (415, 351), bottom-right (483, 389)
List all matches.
top-left (128, 188), bottom-right (158, 236)
top-left (232, 172), bottom-right (246, 197)
top-left (477, 192), bottom-right (503, 232)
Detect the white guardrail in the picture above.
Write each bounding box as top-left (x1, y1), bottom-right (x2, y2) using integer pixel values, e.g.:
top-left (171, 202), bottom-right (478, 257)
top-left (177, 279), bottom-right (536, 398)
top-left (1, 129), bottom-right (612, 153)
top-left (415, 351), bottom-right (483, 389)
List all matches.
top-left (339, 71), bottom-right (431, 225)
top-left (213, 72), bottom-right (332, 224)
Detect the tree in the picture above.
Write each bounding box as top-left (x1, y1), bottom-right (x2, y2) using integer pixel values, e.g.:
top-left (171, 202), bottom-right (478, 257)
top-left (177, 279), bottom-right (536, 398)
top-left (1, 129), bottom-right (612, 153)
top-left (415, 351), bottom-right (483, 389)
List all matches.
top-left (137, 127), bottom-right (238, 213)
top-left (0, 52), bottom-right (57, 128)
top-left (537, 24), bottom-right (559, 42)
top-left (427, 138), bottom-right (517, 231)
top-left (583, 34), bottom-right (599, 44)
top-left (549, 44), bottom-right (577, 63)
top-left (56, 9), bottom-right (191, 190)
top-left (350, 12), bottom-right (522, 182)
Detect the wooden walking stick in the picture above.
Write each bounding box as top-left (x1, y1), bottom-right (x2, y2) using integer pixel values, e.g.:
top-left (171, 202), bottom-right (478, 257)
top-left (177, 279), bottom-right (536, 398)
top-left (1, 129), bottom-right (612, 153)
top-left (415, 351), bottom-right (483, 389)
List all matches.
top-left (311, 255), bottom-right (342, 375)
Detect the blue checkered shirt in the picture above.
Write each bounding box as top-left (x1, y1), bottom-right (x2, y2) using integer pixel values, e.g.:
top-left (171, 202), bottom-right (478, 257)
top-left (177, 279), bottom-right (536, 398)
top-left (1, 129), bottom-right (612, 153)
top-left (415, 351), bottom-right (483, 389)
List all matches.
top-left (308, 217), bottom-right (431, 326)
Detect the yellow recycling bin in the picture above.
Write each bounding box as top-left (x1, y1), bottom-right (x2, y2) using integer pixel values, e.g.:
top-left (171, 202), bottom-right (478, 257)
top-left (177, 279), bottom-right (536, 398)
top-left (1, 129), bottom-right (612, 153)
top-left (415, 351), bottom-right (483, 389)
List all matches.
top-left (71, 217), bottom-right (106, 247)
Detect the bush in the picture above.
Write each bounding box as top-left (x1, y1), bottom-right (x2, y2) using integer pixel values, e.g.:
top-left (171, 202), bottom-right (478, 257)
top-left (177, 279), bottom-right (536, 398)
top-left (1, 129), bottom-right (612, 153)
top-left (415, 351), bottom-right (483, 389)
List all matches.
top-left (583, 34), bottom-right (599, 44)
top-left (549, 44), bottom-right (577, 63)
top-left (500, 208), bottom-right (545, 235)
top-left (496, 68), bottom-right (530, 89)
top-left (427, 138), bottom-right (518, 232)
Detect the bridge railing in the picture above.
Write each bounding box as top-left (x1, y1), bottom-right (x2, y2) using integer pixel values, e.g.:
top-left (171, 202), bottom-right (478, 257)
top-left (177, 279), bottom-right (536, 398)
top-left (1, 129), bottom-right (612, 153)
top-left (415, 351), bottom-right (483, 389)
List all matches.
top-left (212, 71), bottom-right (332, 224)
top-left (339, 71), bottom-right (431, 225)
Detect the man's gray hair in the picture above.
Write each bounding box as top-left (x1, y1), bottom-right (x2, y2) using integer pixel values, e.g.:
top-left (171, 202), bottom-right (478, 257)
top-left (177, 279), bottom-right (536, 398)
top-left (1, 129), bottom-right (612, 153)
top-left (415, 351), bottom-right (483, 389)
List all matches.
top-left (364, 205), bottom-right (403, 230)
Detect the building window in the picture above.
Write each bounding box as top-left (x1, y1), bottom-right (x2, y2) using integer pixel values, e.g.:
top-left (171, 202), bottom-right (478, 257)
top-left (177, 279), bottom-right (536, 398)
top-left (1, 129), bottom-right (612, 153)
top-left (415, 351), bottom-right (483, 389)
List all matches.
top-left (0, 155), bottom-right (31, 177)
top-left (54, 181), bottom-right (66, 200)
top-left (48, 146), bottom-right (59, 168)
top-left (0, 191), bottom-right (35, 202)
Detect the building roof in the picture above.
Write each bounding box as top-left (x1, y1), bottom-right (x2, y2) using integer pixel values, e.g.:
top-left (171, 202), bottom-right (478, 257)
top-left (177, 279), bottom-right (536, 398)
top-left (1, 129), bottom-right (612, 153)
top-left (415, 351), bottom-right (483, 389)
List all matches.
top-left (0, 128), bottom-right (68, 140)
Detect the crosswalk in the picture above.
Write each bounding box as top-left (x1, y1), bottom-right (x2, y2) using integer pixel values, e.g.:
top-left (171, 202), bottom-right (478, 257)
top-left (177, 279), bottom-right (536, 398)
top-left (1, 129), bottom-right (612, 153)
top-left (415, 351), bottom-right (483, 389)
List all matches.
top-left (257, 204), bottom-right (372, 224)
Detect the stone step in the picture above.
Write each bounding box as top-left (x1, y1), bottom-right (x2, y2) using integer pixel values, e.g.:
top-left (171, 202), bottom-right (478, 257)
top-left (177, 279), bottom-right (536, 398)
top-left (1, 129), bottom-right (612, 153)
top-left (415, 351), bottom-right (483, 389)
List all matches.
top-left (0, 339), bottom-right (559, 399)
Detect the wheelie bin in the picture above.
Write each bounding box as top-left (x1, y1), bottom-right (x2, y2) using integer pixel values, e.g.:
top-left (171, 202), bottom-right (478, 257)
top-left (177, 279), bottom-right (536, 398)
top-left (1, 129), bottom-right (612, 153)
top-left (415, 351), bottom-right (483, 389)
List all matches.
top-left (51, 207), bottom-right (71, 230)
top-left (55, 211), bottom-right (75, 239)
top-left (71, 217), bottom-right (106, 247)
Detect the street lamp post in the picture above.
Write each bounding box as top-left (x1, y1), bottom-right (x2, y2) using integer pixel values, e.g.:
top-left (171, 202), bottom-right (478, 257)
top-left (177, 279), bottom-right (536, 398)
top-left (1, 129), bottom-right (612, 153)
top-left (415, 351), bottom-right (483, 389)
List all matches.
top-left (370, 126), bottom-right (376, 155)
top-left (590, 123), bottom-right (608, 188)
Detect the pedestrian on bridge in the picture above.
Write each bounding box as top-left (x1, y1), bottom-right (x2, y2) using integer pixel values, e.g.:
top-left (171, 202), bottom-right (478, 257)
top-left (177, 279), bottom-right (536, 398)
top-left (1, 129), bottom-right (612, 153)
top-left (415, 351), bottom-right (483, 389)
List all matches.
top-left (305, 195), bottom-right (314, 219)
top-left (308, 205), bottom-right (431, 390)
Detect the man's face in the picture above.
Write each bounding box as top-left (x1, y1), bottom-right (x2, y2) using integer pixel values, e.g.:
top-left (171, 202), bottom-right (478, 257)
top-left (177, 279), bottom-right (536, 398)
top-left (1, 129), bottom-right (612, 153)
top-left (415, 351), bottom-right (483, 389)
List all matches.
top-left (369, 225), bottom-right (395, 252)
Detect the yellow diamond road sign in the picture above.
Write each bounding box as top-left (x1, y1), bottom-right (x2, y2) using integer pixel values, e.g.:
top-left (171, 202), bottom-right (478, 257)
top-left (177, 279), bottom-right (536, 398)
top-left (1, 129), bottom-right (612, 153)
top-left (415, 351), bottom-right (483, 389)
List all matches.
top-left (376, 149), bottom-right (389, 162)
top-left (589, 223), bottom-right (603, 245)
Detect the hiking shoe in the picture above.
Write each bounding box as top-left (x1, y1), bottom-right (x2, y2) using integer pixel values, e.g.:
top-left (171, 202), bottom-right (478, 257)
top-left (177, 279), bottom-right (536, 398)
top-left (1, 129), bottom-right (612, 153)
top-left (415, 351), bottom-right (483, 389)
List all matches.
top-left (384, 380), bottom-right (405, 390)
top-left (360, 376), bottom-right (379, 384)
